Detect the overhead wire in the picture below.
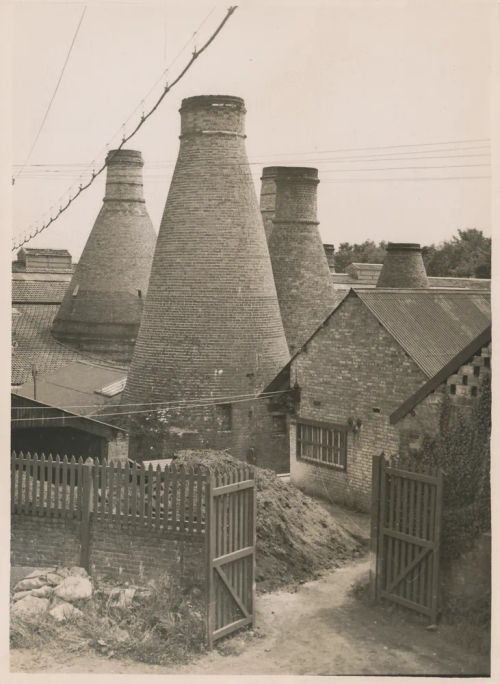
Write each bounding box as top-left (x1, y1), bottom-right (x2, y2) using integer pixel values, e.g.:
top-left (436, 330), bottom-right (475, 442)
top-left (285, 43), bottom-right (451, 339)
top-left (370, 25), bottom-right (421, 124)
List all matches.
top-left (11, 5), bottom-right (238, 252)
top-left (12, 6), bottom-right (88, 186)
top-left (10, 389), bottom-right (291, 422)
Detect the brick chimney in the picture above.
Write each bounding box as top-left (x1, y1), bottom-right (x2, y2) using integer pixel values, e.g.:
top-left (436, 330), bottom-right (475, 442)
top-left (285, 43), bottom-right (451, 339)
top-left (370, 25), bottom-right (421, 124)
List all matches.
top-left (323, 243), bottom-right (336, 272)
top-left (122, 96), bottom-right (289, 455)
top-left (376, 242), bottom-right (429, 288)
top-left (51, 149), bottom-right (157, 362)
top-left (260, 166), bottom-right (336, 355)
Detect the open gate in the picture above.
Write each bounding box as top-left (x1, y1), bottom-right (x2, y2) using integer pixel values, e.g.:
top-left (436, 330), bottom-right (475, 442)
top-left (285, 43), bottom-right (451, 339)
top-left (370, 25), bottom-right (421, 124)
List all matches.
top-left (206, 467), bottom-right (256, 648)
top-left (370, 454), bottom-right (443, 623)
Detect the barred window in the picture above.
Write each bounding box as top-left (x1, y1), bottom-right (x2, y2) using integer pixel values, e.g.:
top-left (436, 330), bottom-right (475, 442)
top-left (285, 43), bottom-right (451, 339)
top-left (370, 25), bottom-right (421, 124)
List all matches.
top-left (296, 421), bottom-right (347, 470)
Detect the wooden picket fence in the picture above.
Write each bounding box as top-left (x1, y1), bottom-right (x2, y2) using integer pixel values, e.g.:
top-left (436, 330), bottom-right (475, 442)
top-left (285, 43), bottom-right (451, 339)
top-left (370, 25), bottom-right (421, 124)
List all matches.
top-left (11, 451), bottom-right (256, 646)
top-left (370, 454), bottom-right (443, 623)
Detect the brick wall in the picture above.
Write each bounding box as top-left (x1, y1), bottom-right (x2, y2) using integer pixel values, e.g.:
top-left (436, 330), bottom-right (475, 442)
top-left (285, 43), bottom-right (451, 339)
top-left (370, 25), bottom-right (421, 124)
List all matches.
top-left (11, 516), bottom-right (82, 568)
top-left (397, 341), bottom-right (491, 455)
top-left (11, 514), bottom-right (205, 588)
top-left (289, 292), bottom-right (428, 511)
top-left (90, 523), bottom-right (205, 584)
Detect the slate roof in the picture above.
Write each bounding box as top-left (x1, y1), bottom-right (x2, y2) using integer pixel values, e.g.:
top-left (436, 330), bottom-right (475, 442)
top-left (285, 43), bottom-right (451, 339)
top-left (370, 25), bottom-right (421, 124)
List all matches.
top-left (12, 280), bottom-right (70, 303)
top-left (13, 360), bottom-right (127, 417)
top-left (12, 305), bottom-right (82, 385)
top-left (21, 248), bottom-right (71, 257)
top-left (356, 289), bottom-right (491, 378)
top-left (12, 304), bottom-right (127, 386)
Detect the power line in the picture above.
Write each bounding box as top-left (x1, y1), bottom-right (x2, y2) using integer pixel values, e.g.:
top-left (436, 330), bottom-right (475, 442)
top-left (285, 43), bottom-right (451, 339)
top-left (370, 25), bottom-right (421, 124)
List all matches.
top-left (11, 5), bottom-right (238, 252)
top-left (10, 390), bottom-right (289, 422)
top-left (11, 389), bottom-right (289, 412)
top-left (12, 6), bottom-right (87, 186)
top-left (320, 176), bottom-right (490, 183)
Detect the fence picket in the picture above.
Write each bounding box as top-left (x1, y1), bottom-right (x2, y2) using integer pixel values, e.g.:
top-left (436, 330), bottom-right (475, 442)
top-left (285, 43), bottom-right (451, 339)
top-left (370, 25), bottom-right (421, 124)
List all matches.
top-left (155, 465), bottom-right (162, 532)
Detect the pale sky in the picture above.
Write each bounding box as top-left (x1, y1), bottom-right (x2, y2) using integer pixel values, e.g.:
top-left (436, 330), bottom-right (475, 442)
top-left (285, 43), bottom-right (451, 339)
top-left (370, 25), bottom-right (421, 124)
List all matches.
top-left (9, 0), bottom-right (494, 261)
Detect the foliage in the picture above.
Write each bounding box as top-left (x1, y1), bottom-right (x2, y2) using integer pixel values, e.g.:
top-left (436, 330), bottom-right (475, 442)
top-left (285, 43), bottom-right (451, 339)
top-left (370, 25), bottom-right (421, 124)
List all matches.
top-left (413, 374), bottom-right (491, 560)
top-left (422, 229), bottom-right (491, 278)
top-left (333, 240), bottom-right (387, 272)
top-left (332, 229), bottom-right (491, 278)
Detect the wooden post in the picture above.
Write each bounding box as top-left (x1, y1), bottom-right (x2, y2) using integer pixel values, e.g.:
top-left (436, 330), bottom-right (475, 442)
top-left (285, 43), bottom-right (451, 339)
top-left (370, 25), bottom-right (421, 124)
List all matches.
top-left (205, 473), bottom-right (216, 649)
top-left (430, 469), bottom-right (444, 624)
top-left (249, 469), bottom-right (257, 628)
top-left (369, 453), bottom-right (384, 601)
top-left (80, 457), bottom-right (94, 570)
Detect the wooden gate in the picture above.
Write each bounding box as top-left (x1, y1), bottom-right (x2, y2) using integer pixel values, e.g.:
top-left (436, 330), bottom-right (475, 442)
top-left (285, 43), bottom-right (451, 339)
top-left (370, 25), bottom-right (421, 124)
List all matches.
top-left (206, 467), bottom-right (256, 648)
top-left (370, 454), bottom-right (443, 623)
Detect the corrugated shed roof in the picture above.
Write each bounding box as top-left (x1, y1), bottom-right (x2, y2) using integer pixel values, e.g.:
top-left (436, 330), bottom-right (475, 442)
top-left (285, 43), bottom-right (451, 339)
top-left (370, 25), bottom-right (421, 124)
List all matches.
top-left (356, 289), bottom-right (491, 378)
top-left (13, 360), bottom-right (127, 415)
top-left (12, 280), bottom-right (70, 303)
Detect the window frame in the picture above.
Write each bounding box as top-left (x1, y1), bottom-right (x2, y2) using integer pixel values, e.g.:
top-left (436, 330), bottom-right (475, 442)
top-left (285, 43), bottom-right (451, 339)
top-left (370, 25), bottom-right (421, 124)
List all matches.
top-left (296, 418), bottom-right (348, 472)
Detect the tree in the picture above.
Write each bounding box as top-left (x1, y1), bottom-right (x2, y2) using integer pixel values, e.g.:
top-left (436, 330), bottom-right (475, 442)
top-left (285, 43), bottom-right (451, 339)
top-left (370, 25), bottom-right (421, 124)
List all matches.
top-left (332, 229), bottom-right (491, 278)
top-left (422, 229), bottom-right (491, 278)
top-left (333, 240), bottom-right (387, 272)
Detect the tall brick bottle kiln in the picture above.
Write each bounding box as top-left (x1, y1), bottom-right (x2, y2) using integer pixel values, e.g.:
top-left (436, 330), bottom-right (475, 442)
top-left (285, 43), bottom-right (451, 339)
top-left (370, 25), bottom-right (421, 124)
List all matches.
top-left (52, 149), bottom-right (157, 363)
top-left (260, 166), bottom-right (336, 354)
top-left (122, 95), bottom-right (289, 458)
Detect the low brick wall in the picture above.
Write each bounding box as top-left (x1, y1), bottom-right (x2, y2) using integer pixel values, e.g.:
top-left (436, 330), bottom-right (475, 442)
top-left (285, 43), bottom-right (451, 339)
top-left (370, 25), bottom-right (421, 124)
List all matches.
top-left (11, 513), bottom-right (205, 589)
top-left (11, 515), bottom-right (82, 568)
top-left (90, 522), bottom-right (205, 585)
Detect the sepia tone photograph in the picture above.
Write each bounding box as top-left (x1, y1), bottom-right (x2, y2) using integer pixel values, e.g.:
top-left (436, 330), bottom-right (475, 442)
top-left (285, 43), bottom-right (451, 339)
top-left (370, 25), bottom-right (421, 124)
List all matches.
top-left (6, 0), bottom-right (495, 677)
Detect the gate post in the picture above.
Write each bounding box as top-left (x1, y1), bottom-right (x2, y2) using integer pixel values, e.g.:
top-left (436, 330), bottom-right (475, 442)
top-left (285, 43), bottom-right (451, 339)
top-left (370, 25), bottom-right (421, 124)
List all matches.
top-left (79, 457), bottom-right (94, 571)
top-left (205, 472), bottom-right (216, 649)
top-left (369, 453), bottom-right (384, 601)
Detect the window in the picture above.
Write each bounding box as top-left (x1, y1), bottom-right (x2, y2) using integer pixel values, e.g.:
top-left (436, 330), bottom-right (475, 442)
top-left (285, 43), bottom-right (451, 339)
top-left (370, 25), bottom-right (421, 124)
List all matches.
top-left (462, 375), bottom-right (468, 386)
top-left (449, 384), bottom-right (456, 395)
top-left (471, 386), bottom-right (478, 397)
top-left (296, 420), bottom-right (347, 470)
top-left (271, 414), bottom-right (287, 435)
top-left (484, 357), bottom-right (491, 369)
top-left (473, 366), bottom-right (480, 377)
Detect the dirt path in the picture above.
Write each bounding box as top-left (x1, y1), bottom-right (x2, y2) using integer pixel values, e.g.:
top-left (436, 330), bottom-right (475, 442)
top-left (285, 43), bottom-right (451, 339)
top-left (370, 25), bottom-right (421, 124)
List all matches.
top-left (10, 558), bottom-right (489, 676)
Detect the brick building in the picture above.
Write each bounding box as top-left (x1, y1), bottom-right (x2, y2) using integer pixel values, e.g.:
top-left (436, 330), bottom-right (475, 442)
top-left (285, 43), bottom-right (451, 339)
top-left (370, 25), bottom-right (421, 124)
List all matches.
top-left (261, 244), bottom-right (491, 510)
top-left (52, 149), bottom-right (157, 363)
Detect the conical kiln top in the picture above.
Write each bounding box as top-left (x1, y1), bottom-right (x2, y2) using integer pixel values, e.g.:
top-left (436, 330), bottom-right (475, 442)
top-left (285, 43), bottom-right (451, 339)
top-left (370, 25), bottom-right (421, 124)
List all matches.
top-left (123, 95), bottom-right (289, 412)
top-left (52, 149), bottom-right (157, 363)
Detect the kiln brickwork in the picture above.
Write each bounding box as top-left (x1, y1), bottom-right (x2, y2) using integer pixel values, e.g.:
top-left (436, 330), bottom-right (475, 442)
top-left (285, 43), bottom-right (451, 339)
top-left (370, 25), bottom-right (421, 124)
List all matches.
top-left (376, 242), bottom-right (429, 288)
top-left (260, 167), bottom-right (336, 355)
top-left (52, 149), bottom-right (157, 363)
top-left (123, 96), bottom-right (289, 458)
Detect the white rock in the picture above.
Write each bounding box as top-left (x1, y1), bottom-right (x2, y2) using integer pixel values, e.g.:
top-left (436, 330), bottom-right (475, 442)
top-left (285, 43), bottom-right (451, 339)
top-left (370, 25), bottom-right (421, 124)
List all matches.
top-left (49, 601), bottom-right (84, 622)
top-left (14, 577), bottom-right (46, 592)
top-left (54, 576), bottom-right (92, 602)
top-left (11, 595), bottom-right (49, 618)
top-left (31, 585), bottom-right (54, 599)
top-left (24, 567), bottom-right (56, 579)
top-left (12, 590), bottom-right (33, 602)
top-left (45, 572), bottom-right (64, 586)
top-left (68, 566), bottom-right (88, 578)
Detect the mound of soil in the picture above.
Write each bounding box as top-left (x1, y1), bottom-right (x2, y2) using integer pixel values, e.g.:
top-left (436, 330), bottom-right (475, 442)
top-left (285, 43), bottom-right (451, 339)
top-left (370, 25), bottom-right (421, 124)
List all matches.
top-left (176, 450), bottom-right (363, 591)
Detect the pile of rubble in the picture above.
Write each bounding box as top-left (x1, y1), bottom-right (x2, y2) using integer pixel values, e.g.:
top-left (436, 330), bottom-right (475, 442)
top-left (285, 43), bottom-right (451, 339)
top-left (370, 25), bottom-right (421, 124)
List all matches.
top-left (11, 566), bottom-right (93, 622)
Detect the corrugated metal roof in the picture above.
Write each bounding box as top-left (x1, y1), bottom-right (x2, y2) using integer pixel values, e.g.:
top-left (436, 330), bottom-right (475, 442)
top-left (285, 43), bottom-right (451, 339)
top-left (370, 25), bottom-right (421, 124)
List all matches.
top-left (13, 360), bottom-right (127, 415)
top-left (356, 289), bottom-right (491, 378)
top-left (12, 280), bottom-right (70, 303)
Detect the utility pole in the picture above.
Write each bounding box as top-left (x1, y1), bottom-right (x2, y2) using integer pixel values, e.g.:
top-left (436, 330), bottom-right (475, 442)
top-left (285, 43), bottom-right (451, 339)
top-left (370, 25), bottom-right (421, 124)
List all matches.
top-left (31, 364), bottom-right (37, 400)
